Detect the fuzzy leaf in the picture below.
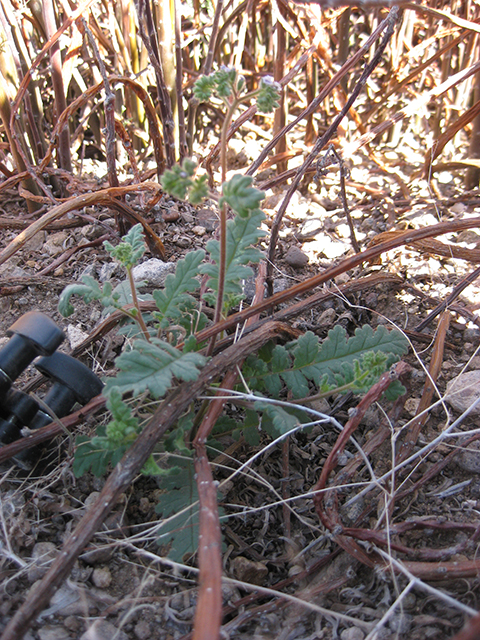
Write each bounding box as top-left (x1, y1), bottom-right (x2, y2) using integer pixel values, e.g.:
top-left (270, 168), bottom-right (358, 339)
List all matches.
top-left (104, 339), bottom-right (207, 398)
top-left (213, 66), bottom-right (237, 97)
top-left (161, 159), bottom-right (196, 199)
top-left (104, 223), bottom-right (146, 269)
top-left (155, 458), bottom-right (225, 562)
top-left (201, 208), bottom-right (265, 310)
top-left (219, 175), bottom-right (265, 218)
top-left (247, 326), bottom-right (408, 400)
top-left (189, 175), bottom-right (209, 204)
top-left (256, 76), bottom-right (281, 113)
top-left (153, 249), bottom-right (205, 323)
top-left (255, 402), bottom-right (300, 437)
top-left (155, 463), bottom-right (200, 562)
top-left (299, 325), bottom-right (408, 385)
top-left (104, 389), bottom-right (139, 446)
top-left (72, 427), bottom-right (128, 478)
top-left (58, 276), bottom-right (115, 317)
top-left (193, 74), bottom-right (216, 101)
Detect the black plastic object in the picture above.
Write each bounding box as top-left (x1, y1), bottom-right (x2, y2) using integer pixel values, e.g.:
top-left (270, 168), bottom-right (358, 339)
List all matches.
top-left (0, 389), bottom-right (39, 444)
top-left (0, 312), bottom-right (65, 399)
top-left (14, 352), bottom-right (104, 469)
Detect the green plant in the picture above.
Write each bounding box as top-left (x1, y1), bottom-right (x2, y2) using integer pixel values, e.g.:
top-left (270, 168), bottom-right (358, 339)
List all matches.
top-left (59, 217), bottom-right (408, 557)
top-left (167, 68), bottom-right (281, 326)
top-left (58, 68), bottom-right (409, 560)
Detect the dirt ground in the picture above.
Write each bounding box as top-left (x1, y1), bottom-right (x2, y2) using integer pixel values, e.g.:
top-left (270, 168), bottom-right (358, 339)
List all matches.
top-left (1, 138), bottom-right (480, 640)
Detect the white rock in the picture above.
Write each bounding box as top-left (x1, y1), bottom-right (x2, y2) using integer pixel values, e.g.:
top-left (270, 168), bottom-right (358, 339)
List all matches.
top-left (308, 233), bottom-right (346, 259)
top-left (341, 628), bottom-right (365, 640)
top-left (92, 566), bottom-right (112, 588)
top-left (47, 583), bottom-right (85, 617)
top-left (445, 370), bottom-right (480, 415)
top-left (37, 625), bottom-right (71, 640)
top-left (132, 258), bottom-right (175, 286)
top-left (66, 324), bottom-right (89, 350)
top-left (80, 620), bottom-right (128, 640)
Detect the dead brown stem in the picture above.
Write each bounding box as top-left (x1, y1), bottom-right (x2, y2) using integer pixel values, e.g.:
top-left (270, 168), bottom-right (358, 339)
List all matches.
top-left (0, 183), bottom-right (162, 266)
top-left (0, 320), bottom-right (292, 640)
top-left (396, 311), bottom-right (450, 464)
top-left (190, 264), bottom-right (266, 640)
top-left (266, 8), bottom-right (398, 295)
top-left (193, 216), bottom-right (480, 346)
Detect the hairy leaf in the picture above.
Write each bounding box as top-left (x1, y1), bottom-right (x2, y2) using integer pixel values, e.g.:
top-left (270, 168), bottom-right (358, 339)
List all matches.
top-left (104, 389), bottom-right (140, 446)
top-left (219, 175), bottom-right (265, 218)
top-left (256, 76), bottom-right (282, 113)
top-left (193, 74), bottom-right (217, 101)
top-left (189, 175), bottom-right (209, 204)
top-left (255, 402), bottom-right (301, 438)
top-left (213, 66), bottom-right (237, 97)
top-left (104, 223), bottom-right (146, 269)
top-left (153, 249), bottom-right (205, 326)
top-left (72, 427), bottom-right (128, 478)
top-left (201, 208), bottom-right (265, 309)
top-left (58, 276), bottom-right (115, 317)
top-left (248, 326), bottom-right (408, 400)
top-left (160, 159), bottom-right (196, 199)
top-left (104, 338), bottom-right (207, 398)
top-left (155, 457), bottom-right (224, 562)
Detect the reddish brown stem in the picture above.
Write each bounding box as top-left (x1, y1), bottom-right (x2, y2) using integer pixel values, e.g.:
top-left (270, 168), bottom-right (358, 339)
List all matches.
top-left (265, 7), bottom-right (398, 295)
top-left (43, 0), bottom-right (72, 173)
top-left (192, 216), bottom-right (480, 347)
top-left (0, 321), bottom-right (291, 640)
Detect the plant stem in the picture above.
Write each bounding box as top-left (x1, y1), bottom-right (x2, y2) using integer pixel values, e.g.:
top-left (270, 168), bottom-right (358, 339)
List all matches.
top-left (127, 266), bottom-right (151, 341)
top-left (209, 94), bottom-right (241, 349)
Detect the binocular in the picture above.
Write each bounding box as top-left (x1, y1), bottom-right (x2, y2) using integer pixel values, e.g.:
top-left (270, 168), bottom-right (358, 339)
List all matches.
top-left (0, 311), bottom-right (103, 470)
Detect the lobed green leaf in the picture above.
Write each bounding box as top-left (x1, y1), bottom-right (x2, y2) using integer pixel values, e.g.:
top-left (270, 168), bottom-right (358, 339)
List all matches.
top-left (104, 338), bottom-right (207, 399)
top-left (219, 175), bottom-right (265, 218)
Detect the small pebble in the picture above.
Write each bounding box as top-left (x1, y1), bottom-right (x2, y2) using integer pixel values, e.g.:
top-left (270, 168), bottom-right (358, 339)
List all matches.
top-left (388, 612), bottom-right (412, 634)
top-left (457, 440), bottom-right (480, 474)
top-left (63, 616), bottom-right (81, 632)
top-left (48, 583), bottom-right (84, 616)
top-left (317, 307), bottom-right (336, 328)
top-left (66, 324), bottom-right (89, 350)
top-left (175, 236), bottom-right (191, 248)
top-left (44, 232), bottom-right (68, 256)
top-left (196, 208), bottom-right (217, 231)
top-left (230, 556), bottom-right (268, 585)
top-left (446, 370), bottom-right (480, 416)
top-left (404, 397), bottom-right (420, 416)
top-left (98, 262), bottom-right (118, 282)
top-left (92, 566), bottom-right (112, 588)
top-left (78, 263), bottom-right (97, 280)
top-left (27, 542), bottom-right (57, 582)
top-left (163, 206), bottom-right (180, 222)
top-left (80, 620), bottom-right (128, 640)
top-left (37, 625), bottom-right (71, 640)
top-left (284, 246), bottom-right (309, 269)
top-left (340, 628), bottom-right (365, 640)
top-left (180, 210), bottom-right (195, 223)
top-left (192, 225), bottom-right (206, 236)
top-left (139, 497), bottom-right (150, 513)
top-left (134, 620), bottom-right (152, 639)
